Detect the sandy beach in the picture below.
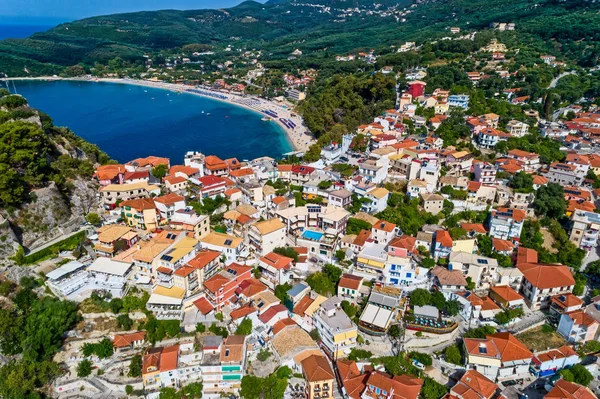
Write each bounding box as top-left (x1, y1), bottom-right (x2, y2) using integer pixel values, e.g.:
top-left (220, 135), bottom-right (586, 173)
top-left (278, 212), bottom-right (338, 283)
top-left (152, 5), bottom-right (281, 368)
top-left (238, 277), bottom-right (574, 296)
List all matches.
top-left (3, 76), bottom-right (316, 153)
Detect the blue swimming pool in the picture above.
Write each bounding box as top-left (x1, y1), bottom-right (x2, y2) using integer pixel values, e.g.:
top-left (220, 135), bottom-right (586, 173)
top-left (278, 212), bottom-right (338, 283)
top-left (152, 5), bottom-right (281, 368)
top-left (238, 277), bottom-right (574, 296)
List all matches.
top-left (302, 230), bottom-right (324, 241)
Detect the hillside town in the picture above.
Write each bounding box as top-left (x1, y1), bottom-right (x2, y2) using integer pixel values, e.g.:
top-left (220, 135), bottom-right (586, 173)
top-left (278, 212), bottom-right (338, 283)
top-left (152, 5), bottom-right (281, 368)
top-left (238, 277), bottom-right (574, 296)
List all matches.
top-left (37, 71), bottom-right (600, 398)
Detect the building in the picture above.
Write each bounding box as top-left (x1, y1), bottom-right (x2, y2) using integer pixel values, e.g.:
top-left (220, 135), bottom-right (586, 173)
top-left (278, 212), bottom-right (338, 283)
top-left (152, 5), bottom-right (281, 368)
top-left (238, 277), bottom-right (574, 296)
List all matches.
top-left (257, 251), bottom-right (293, 289)
top-left (99, 181), bottom-right (160, 209)
top-left (516, 248), bottom-right (575, 310)
top-left (445, 369), bottom-right (498, 399)
top-left (420, 193), bottom-right (444, 215)
top-left (358, 286), bottom-right (401, 336)
top-left (531, 346), bottom-right (579, 378)
top-left (448, 95), bottom-right (470, 109)
top-left (169, 208), bottom-right (210, 239)
top-left (489, 285), bottom-right (525, 309)
top-left (431, 266), bottom-right (468, 292)
top-left (489, 208), bottom-right (525, 242)
top-left (121, 198), bottom-right (160, 230)
top-left (142, 344), bottom-right (181, 394)
top-left (302, 355), bottom-right (335, 399)
top-left (569, 210), bottom-right (600, 251)
top-left (248, 219), bottom-right (286, 256)
top-left (544, 379), bottom-right (596, 399)
top-left (203, 263), bottom-right (253, 310)
top-left (449, 252), bottom-right (498, 290)
top-left (199, 335), bottom-right (247, 398)
top-left (113, 331), bottom-right (146, 352)
top-left (463, 332), bottom-right (532, 382)
top-left (154, 193), bottom-right (186, 222)
top-left (329, 188), bottom-right (353, 208)
top-left (557, 310), bottom-right (599, 344)
top-left (338, 274), bottom-right (363, 301)
top-left (434, 230), bottom-right (453, 259)
top-left (473, 163), bottom-right (497, 184)
top-left (313, 296), bottom-right (357, 358)
top-left (201, 232), bottom-right (247, 265)
top-left (506, 120), bottom-right (529, 137)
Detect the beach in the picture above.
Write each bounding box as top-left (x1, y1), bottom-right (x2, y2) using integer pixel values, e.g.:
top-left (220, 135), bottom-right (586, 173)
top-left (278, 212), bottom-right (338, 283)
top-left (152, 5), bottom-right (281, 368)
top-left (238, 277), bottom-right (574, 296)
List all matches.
top-left (3, 76), bottom-right (316, 153)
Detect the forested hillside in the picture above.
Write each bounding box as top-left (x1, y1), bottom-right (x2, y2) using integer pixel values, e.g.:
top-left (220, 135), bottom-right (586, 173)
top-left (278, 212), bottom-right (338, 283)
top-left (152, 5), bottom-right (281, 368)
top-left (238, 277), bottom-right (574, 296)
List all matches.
top-left (0, 0), bottom-right (598, 76)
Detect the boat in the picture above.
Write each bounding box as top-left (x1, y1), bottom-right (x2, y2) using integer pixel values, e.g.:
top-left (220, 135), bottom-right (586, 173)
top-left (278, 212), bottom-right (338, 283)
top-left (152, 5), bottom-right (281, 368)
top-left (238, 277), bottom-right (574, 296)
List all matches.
top-left (261, 117), bottom-right (271, 121)
top-left (201, 110), bottom-right (205, 114)
top-left (206, 113), bottom-right (211, 116)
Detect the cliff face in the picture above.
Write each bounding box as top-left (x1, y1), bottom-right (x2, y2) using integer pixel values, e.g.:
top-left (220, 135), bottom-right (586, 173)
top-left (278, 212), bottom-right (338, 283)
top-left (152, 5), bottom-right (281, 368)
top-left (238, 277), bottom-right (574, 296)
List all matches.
top-left (0, 93), bottom-right (108, 260)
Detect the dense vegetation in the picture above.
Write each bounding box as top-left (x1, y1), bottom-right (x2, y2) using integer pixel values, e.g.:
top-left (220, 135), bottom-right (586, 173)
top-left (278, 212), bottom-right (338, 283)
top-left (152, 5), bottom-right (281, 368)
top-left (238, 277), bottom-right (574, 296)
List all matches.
top-left (0, 92), bottom-right (110, 208)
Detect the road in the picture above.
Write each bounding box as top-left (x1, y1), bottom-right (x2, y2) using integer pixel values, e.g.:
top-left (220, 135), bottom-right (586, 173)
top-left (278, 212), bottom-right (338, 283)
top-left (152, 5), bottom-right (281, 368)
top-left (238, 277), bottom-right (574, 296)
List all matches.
top-left (26, 225), bottom-right (93, 255)
top-left (548, 70), bottom-right (576, 89)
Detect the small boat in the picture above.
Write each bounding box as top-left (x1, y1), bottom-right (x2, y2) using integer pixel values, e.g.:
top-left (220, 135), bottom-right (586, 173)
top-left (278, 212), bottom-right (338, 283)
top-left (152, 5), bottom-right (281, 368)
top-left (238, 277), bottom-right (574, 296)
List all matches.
top-left (226, 116), bottom-right (229, 118)
top-left (206, 113), bottom-right (211, 116)
top-left (261, 117), bottom-right (271, 121)
top-left (151, 97), bottom-right (155, 100)
top-left (201, 110), bottom-right (205, 114)
top-left (144, 90), bottom-right (147, 92)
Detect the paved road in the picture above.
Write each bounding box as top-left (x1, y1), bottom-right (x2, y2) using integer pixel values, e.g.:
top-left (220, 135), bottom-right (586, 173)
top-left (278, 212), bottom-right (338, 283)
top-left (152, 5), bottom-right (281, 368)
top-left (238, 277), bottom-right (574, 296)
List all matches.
top-left (548, 70), bottom-right (576, 89)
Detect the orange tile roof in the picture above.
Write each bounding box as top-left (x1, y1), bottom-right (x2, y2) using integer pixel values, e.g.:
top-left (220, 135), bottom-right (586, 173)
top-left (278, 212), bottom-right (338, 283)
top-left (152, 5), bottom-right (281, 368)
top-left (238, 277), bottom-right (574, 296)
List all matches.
top-left (339, 274), bottom-right (363, 290)
top-left (532, 175), bottom-right (549, 185)
top-left (203, 273), bottom-right (231, 294)
top-left (129, 156), bottom-right (169, 168)
top-left (535, 346), bottom-right (578, 364)
top-left (451, 370), bottom-right (498, 399)
top-left (336, 360), bottom-right (367, 399)
top-left (551, 293), bottom-right (584, 310)
top-left (302, 355), bottom-right (335, 382)
top-left (272, 196), bottom-right (287, 205)
top-left (163, 175), bottom-right (187, 185)
top-left (353, 229), bottom-right (371, 247)
top-left (508, 149), bottom-right (538, 159)
top-left (493, 207), bottom-right (526, 222)
top-left (220, 335), bottom-right (246, 363)
top-left (186, 249), bottom-right (220, 270)
top-left (461, 223), bottom-right (487, 234)
top-left (260, 252), bottom-right (293, 270)
top-left (436, 230), bottom-right (453, 247)
top-left (229, 168), bottom-right (255, 178)
top-left (364, 371), bottom-right (423, 399)
top-left (389, 235), bottom-right (417, 251)
top-left (272, 318), bottom-right (297, 335)
top-left (113, 331), bottom-right (146, 348)
top-left (121, 198), bottom-right (156, 211)
top-left (174, 266), bottom-right (195, 277)
top-left (465, 332), bottom-right (532, 363)
top-left (490, 285), bottom-right (523, 303)
top-left (373, 220), bottom-right (396, 233)
top-left (517, 262), bottom-right (575, 290)
top-left (258, 304), bottom-right (288, 323)
top-left (154, 192), bottom-right (185, 205)
top-left (204, 155), bottom-right (227, 170)
top-left (230, 304), bottom-right (258, 320)
top-left (481, 297), bottom-right (501, 311)
top-left (564, 309), bottom-right (599, 327)
top-left (159, 344), bottom-right (179, 372)
top-left (169, 165), bottom-right (199, 176)
top-left (492, 238), bottom-right (515, 252)
top-left (96, 164), bottom-right (125, 180)
top-left (293, 295), bottom-right (314, 317)
top-left (545, 379), bottom-right (596, 399)
top-left (235, 278), bottom-right (267, 298)
top-left (193, 297), bottom-right (214, 315)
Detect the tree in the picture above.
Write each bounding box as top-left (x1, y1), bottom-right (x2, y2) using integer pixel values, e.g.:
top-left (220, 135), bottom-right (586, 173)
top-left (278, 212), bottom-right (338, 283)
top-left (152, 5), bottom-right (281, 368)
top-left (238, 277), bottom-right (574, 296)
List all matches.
top-left (464, 326), bottom-right (496, 338)
top-left (533, 183), bottom-right (566, 218)
top-left (421, 377), bottom-right (448, 399)
top-left (444, 345), bottom-right (463, 365)
top-left (509, 171), bottom-right (534, 193)
top-left (570, 364), bottom-right (593, 386)
top-left (335, 249), bottom-right (346, 261)
top-left (347, 217), bottom-right (372, 235)
top-left (421, 258), bottom-right (435, 268)
top-left (85, 212), bottom-right (101, 226)
top-left (181, 382), bottom-right (203, 398)
top-left (573, 274), bottom-right (586, 296)
top-left (196, 323), bottom-right (206, 333)
top-left (323, 264), bottom-right (342, 284)
top-left (77, 359), bottom-right (93, 378)
top-left (110, 298), bottom-right (123, 313)
top-left (235, 318), bottom-right (253, 335)
top-left (466, 277), bottom-right (476, 290)
top-left (348, 348), bottom-right (373, 361)
top-left (306, 272), bottom-right (335, 296)
top-left (341, 300), bottom-right (358, 319)
top-left (410, 289), bottom-right (432, 307)
top-left (389, 324), bottom-right (403, 339)
top-left (159, 387), bottom-right (180, 399)
top-left (128, 354), bottom-right (142, 377)
top-left (152, 164), bottom-right (168, 179)
top-left (117, 314), bottom-right (133, 330)
top-left (0, 359), bottom-right (61, 398)
top-left (445, 300), bottom-right (462, 316)
top-left (125, 385), bottom-right (134, 395)
top-left (274, 283), bottom-right (292, 302)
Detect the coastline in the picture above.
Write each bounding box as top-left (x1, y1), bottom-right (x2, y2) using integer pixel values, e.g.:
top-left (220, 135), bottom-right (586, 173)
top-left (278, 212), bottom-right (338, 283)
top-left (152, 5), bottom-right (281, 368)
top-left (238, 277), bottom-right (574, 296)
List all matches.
top-left (3, 76), bottom-right (315, 153)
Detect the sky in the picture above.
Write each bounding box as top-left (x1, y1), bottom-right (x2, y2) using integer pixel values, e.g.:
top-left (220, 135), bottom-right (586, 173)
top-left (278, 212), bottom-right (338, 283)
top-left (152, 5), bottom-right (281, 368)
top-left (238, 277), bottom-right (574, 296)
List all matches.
top-left (0, 0), bottom-right (263, 24)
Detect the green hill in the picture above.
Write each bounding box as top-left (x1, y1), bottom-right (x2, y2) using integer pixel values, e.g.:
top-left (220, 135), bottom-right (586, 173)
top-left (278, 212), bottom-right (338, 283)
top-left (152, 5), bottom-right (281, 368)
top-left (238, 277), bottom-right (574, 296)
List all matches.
top-left (0, 0), bottom-right (598, 76)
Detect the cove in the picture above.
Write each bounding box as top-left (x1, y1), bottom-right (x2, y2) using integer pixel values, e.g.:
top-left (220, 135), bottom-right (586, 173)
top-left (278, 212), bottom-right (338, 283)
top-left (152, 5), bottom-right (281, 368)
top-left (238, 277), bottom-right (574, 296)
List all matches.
top-left (10, 80), bottom-right (293, 163)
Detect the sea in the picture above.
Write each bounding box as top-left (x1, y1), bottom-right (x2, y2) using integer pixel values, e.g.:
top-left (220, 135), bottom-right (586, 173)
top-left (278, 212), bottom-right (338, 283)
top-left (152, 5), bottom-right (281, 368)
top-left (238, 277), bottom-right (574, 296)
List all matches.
top-left (0, 24), bottom-right (54, 39)
top-left (8, 80), bottom-right (293, 163)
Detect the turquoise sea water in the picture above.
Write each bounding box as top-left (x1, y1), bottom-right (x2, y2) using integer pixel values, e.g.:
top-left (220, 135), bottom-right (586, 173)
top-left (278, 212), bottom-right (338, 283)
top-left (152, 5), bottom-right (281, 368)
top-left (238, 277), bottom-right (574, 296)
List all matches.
top-left (9, 80), bottom-right (293, 163)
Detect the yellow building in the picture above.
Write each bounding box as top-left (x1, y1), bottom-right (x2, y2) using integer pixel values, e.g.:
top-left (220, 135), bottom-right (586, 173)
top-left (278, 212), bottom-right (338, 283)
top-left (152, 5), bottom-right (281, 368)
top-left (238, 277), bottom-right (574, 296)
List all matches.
top-left (121, 198), bottom-right (160, 230)
top-left (313, 297), bottom-right (358, 358)
top-left (301, 355), bottom-right (335, 399)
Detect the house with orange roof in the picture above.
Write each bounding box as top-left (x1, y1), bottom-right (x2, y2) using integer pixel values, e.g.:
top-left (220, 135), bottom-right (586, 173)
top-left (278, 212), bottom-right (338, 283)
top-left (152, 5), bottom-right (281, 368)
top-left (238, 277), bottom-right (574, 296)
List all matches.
top-left (120, 198), bottom-right (159, 230)
top-left (142, 344), bottom-right (180, 392)
top-left (506, 149), bottom-right (539, 172)
top-left (549, 293), bottom-right (584, 325)
top-left (163, 175), bottom-right (188, 194)
top-left (434, 230), bottom-right (453, 259)
top-left (444, 369), bottom-right (498, 399)
top-left (123, 170), bottom-right (150, 184)
top-left (531, 346), bottom-right (579, 378)
top-left (113, 331), bottom-right (146, 352)
top-left (191, 175), bottom-right (227, 198)
top-left (154, 193), bottom-right (186, 222)
top-left (258, 303), bottom-right (289, 327)
top-left (174, 249), bottom-right (222, 296)
top-left (544, 379), bottom-right (596, 399)
top-left (516, 248), bottom-right (575, 310)
top-left (546, 162), bottom-right (586, 186)
top-left (338, 274), bottom-right (364, 301)
top-left (169, 165), bottom-right (201, 179)
top-left (371, 220), bottom-right (397, 245)
top-left (99, 181), bottom-right (161, 209)
top-left (302, 354), bottom-right (336, 399)
top-left (461, 223), bottom-right (487, 238)
top-left (448, 291), bottom-right (485, 327)
top-left (489, 208), bottom-right (526, 243)
top-left (257, 251), bottom-right (293, 289)
top-left (126, 156), bottom-right (170, 172)
top-left (489, 285), bottom-right (525, 309)
top-left (203, 155), bottom-right (228, 176)
top-left (463, 332), bottom-right (532, 381)
top-left (362, 371), bottom-right (423, 399)
top-left (203, 263), bottom-right (252, 311)
top-left (557, 309), bottom-right (599, 344)
top-left (477, 127), bottom-right (512, 149)
top-left (95, 164), bottom-right (126, 186)
top-left (387, 235), bottom-right (418, 258)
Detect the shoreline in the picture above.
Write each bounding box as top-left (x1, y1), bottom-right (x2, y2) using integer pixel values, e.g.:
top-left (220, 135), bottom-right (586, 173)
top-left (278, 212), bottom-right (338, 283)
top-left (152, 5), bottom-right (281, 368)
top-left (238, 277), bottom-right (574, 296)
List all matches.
top-left (3, 76), bottom-right (315, 153)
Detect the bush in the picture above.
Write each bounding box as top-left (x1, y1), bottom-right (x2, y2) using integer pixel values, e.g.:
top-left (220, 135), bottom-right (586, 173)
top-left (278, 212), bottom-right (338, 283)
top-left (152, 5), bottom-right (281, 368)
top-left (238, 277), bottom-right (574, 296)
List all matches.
top-left (128, 354), bottom-right (142, 377)
top-left (196, 323), bottom-right (206, 333)
top-left (348, 348), bottom-right (373, 361)
top-left (77, 359), bottom-right (93, 378)
top-left (125, 385), bottom-right (134, 395)
top-left (409, 351), bottom-right (432, 367)
top-left (235, 318), bottom-right (253, 335)
top-left (215, 312), bottom-right (224, 322)
top-left (209, 322), bottom-right (228, 338)
top-left (257, 349), bottom-right (272, 361)
top-left (116, 314), bottom-right (133, 330)
top-left (444, 344), bottom-right (463, 365)
top-left (17, 231), bottom-right (85, 265)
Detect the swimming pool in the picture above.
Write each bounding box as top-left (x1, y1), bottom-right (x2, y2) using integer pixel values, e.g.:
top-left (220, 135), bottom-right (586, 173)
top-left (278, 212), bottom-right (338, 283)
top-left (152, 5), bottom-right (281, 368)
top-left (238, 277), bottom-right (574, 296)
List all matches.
top-left (301, 230), bottom-right (324, 241)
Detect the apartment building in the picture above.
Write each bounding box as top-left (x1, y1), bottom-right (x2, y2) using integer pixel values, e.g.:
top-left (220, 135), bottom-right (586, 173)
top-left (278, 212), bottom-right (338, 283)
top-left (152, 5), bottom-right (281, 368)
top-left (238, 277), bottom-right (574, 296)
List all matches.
top-left (248, 219), bottom-right (286, 256)
top-left (489, 208), bottom-right (525, 242)
top-left (569, 210), bottom-right (600, 251)
top-left (154, 193), bottom-right (186, 222)
top-left (473, 162), bottom-right (497, 184)
top-left (557, 310), bottom-right (599, 344)
top-left (99, 181), bottom-right (161, 209)
top-left (121, 198), bottom-right (160, 230)
top-left (201, 232), bottom-right (247, 265)
top-left (464, 332), bottom-right (532, 382)
top-left (203, 263), bottom-right (253, 311)
top-left (506, 120), bottom-right (529, 137)
top-left (302, 355), bottom-right (335, 399)
top-left (257, 251), bottom-right (293, 290)
top-left (313, 297), bottom-right (357, 358)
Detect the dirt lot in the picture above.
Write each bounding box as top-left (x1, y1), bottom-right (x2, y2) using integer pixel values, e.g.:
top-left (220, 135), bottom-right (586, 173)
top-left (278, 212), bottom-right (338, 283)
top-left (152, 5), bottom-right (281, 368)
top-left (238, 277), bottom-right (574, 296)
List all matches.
top-left (540, 228), bottom-right (557, 253)
top-left (517, 325), bottom-right (566, 352)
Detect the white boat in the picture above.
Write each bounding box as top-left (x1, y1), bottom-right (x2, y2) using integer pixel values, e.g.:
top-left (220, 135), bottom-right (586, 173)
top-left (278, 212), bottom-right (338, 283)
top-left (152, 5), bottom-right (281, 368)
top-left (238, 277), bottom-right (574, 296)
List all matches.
top-left (206, 113), bottom-right (211, 116)
top-left (201, 110), bottom-right (205, 114)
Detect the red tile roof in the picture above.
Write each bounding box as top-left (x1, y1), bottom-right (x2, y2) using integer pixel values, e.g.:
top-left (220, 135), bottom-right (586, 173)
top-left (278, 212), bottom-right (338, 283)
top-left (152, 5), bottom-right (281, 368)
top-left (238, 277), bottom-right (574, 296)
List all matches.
top-left (258, 304), bottom-right (288, 323)
top-left (186, 249), bottom-right (220, 270)
top-left (302, 355), bottom-right (335, 382)
top-left (113, 331), bottom-right (146, 348)
top-left (154, 192), bottom-right (185, 205)
top-left (260, 252), bottom-right (293, 270)
top-left (436, 230), bottom-right (453, 247)
top-left (230, 304), bottom-right (258, 320)
top-left (450, 369), bottom-right (498, 399)
top-left (492, 238), bottom-right (515, 252)
top-left (272, 318), bottom-right (297, 335)
top-left (339, 274), bottom-right (363, 290)
top-left (545, 379), bottom-right (596, 399)
top-left (193, 297), bottom-right (214, 315)
top-left (465, 332), bottom-right (532, 363)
